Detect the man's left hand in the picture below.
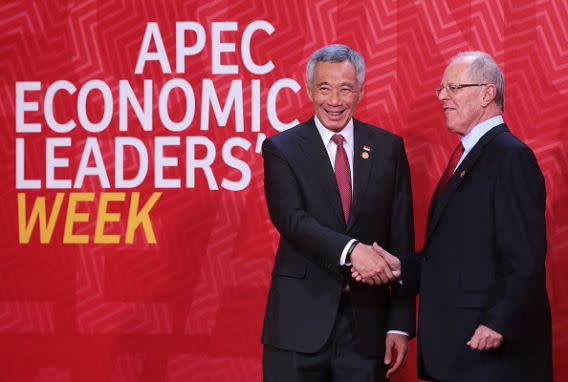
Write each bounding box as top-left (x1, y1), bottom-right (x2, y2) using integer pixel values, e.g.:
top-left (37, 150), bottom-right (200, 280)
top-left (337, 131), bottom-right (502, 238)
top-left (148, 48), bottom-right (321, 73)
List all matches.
top-left (466, 324), bottom-right (503, 350)
top-left (384, 333), bottom-right (408, 378)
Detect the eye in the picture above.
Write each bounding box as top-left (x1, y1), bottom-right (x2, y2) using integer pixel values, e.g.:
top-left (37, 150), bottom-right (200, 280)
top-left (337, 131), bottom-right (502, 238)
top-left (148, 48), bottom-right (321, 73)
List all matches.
top-left (340, 87), bottom-right (353, 94)
top-left (319, 86), bottom-right (330, 93)
top-left (448, 83), bottom-right (460, 90)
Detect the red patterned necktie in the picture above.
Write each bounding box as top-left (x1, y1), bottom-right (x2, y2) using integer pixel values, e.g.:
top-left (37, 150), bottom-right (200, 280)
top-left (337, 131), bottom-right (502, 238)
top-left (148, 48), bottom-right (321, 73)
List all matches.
top-left (331, 134), bottom-right (352, 223)
top-left (438, 142), bottom-right (464, 193)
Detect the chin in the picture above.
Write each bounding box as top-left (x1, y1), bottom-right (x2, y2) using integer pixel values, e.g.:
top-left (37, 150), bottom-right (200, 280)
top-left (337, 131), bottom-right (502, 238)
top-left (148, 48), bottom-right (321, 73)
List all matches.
top-left (323, 120), bottom-right (347, 131)
top-left (445, 122), bottom-right (459, 134)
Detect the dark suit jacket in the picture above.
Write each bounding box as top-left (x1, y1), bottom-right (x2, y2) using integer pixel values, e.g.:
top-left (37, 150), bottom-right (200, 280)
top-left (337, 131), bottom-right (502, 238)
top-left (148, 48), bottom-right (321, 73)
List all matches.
top-left (261, 117), bottom-right (415, 356)
top-left (401, 124), bottom-right (552, 381)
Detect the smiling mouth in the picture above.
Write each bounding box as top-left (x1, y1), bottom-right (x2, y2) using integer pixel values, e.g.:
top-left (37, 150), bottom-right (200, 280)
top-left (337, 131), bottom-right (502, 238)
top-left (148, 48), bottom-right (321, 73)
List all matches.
top-left (325, 109), bottom-right (345, 119)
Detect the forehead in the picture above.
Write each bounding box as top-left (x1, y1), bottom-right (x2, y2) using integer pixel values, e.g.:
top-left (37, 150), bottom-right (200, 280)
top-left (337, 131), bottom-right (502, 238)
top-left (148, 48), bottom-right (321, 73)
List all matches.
top-left (313, 61), bottom-right (357, 83)
top-left (443, 59), bottom-right (472, 81)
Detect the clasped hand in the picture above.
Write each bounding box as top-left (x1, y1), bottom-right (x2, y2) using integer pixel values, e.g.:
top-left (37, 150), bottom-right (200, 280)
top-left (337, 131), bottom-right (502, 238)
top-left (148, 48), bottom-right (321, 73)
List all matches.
top-left (350, 242), bottom-right (401, 285)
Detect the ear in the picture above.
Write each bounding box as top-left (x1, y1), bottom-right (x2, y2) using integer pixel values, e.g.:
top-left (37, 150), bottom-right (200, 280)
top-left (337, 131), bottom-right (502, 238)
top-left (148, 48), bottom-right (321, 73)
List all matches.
top-left (481, 84), bottom-right (496, 107)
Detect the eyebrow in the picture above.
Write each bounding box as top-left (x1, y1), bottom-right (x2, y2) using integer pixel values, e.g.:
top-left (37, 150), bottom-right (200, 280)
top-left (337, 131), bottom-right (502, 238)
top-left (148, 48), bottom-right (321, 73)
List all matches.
top-left (315, 81), bottom-right (355, 87)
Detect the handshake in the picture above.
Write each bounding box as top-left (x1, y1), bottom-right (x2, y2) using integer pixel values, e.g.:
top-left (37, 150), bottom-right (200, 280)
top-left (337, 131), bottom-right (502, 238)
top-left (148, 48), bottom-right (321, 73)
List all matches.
top-left (349, 243), bottom-right (402, 285)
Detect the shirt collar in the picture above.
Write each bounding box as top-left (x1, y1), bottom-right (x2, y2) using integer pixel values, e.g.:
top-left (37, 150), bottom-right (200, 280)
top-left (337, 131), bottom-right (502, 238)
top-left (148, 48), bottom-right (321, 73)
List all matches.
top-left (461, 115), bottom-right (504, 151)
top-left (314, 116), bottom-right (355, 147)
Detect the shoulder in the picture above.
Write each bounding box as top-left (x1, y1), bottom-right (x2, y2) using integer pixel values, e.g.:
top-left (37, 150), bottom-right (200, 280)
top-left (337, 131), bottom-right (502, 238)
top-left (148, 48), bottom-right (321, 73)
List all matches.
top-left (488, 127), bottom-right (543, 176)
top-left (262, 120), bottom-right (314, 159)
top-left (265, 122), bottom-right (309, 146)
top-left (489, 127), bottom-right (535, 158)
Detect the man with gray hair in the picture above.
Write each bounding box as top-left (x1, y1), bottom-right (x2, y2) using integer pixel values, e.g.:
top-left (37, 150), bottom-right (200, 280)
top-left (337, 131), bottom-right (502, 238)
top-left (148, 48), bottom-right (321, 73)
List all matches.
top-left (261, 44), bottom-right (415, 381)
top-left (360, 51), bottom-right (552, 381)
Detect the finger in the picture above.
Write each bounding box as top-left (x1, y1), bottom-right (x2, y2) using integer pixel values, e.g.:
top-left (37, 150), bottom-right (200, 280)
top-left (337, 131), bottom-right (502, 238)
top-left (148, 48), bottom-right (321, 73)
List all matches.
top-left (378, 267), bottom-right (395, 283)
top-left (380, 271), bottom-right (394, 283)
top-left (373, 242), bottom-right (384, 253)
top-left (381, 261), bottom-right (395, 280)
top-left (488, 337), bottom-right (502, 349)
top-left (476, 335), bottom-right (488, 350)
top-left (374, 272), bottom-right (387, 284)
top-left (372, 275), bottom-right (384, 285)
top-left (375, 273), bottom-right (389, 284)
top-left (376, 256), bottom-right (394, 280)
top-left (386, 347), bottom-right (404, 378)
top-left (384, 341), bottom-right (392, 366)
top-left (374, 242), bottom-right (392, 261)
top-left (467, 334), bottom-right (479, 349)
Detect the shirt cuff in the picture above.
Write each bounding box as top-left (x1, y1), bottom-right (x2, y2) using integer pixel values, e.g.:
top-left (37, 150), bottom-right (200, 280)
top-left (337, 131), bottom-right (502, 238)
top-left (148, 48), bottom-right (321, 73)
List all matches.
top-left (387, 330), bottom-right (409, 337)
top-left (340, 239), bottom-right (357, 265)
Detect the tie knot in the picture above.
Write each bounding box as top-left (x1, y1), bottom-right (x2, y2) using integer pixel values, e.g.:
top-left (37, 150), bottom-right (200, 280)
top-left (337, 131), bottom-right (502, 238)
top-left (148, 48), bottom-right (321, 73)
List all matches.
top-left (331, 134), bottom-right (344, 146)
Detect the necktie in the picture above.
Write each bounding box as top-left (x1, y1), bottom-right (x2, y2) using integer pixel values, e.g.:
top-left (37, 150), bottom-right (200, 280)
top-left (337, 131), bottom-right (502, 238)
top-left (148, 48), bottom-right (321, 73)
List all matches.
top-left (331, 134), bottom-right (352, 223)
top-left (437, 142), bottom-right (464, 193)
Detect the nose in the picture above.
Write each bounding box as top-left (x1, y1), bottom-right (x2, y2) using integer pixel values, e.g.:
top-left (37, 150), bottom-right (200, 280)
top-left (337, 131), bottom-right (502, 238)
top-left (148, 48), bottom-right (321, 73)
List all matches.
top-left (327, 88), bottom-right (341, 105)
top-left (437, 85), bottom-right (449, 101)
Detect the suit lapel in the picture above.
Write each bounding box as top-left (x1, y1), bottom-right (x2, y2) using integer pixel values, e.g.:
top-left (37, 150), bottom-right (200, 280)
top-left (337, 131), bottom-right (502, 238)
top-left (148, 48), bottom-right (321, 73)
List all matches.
top-left (425, 124), bottom-right (509, 243)
top-left (298, 118), bottom-right (346, 227)
top-left (347, 119), bottom-right (374, 231)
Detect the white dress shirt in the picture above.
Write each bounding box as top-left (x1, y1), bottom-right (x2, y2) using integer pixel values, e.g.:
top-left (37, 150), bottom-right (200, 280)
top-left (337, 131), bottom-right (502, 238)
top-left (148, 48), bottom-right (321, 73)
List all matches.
top-left (455, 115), bottom-right (504, 170)
top-left (313, 116), bottom-right (356, 266)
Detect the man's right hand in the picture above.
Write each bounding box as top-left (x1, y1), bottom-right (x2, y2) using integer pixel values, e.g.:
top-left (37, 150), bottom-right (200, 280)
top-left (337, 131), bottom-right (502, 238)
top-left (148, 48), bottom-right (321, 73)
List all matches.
top-left (350, 243), bottom-right (395, 285)
top-left (351, 243), bottom-right (402, 285)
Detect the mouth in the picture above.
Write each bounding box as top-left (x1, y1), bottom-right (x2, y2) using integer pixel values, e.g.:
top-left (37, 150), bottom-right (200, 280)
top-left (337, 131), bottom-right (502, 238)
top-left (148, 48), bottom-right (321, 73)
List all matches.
top-left (324, 108), bottom-right (346, 120)
top-left (443, 106), bottom-right (456, 112)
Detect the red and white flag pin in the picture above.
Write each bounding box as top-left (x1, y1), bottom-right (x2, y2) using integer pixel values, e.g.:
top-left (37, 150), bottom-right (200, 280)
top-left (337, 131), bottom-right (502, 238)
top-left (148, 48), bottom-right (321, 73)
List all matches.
top-left (361, 145), bottom-right (371, 159)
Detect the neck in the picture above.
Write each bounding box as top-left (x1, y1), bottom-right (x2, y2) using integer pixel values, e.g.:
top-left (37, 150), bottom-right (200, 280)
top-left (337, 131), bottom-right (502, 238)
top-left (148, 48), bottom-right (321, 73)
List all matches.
top-left (462, 107), bottom-right (501, 136)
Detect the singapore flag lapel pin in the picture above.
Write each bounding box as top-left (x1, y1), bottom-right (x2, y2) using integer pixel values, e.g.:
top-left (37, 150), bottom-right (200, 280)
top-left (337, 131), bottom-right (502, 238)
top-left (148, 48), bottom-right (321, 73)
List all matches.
top-left (361, 145), bottom-right (370, 159)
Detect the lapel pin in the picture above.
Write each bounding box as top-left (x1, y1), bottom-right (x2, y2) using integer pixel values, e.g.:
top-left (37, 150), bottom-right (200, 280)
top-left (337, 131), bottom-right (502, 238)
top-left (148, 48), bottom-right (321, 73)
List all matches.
top-left (460, 170), bottom-right (466, 178)
top-left (361, 145), bottom-right (371, 159)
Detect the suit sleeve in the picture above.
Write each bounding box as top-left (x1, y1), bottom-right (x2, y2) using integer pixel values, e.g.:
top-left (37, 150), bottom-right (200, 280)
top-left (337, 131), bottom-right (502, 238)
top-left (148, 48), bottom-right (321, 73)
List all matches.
top-left (481, 146), bottom-right (547, 341)
top-left (262, 138), bottom-right (352, 270)
top-left (399, 250), bottom-right (421, 296)
top-left (386, 138), bottom-right (417, 337)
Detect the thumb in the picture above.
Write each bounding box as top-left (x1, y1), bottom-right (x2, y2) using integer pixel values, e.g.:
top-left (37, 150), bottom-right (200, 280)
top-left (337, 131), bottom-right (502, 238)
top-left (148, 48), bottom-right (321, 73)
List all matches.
top-left (373, 242), bottom-right (385, 254)
top-left (374, 242), bottom-right (392, 261)
top-left (374, 243), bottom-right (401, 277)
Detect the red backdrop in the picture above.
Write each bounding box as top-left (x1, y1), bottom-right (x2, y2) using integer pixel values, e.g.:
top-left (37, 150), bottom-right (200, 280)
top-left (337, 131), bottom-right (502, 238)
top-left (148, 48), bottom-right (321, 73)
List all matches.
top-left (1, 1), bottom-right (567, 381)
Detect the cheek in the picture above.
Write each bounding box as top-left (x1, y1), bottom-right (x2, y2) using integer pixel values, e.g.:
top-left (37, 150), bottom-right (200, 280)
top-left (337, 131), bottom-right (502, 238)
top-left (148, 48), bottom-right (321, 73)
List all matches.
top-left (347, 98), bottom-right (360, 111)
top-left (311, 96), bottom-right (324, 107)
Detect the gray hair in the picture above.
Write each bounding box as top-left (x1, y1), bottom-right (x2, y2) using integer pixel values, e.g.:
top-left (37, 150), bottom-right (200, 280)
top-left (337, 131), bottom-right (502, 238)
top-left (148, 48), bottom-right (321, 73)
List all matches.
top-left (452, 51), bottom-right (505, 111)
top-left (306, 44), bottom-right (366, 88)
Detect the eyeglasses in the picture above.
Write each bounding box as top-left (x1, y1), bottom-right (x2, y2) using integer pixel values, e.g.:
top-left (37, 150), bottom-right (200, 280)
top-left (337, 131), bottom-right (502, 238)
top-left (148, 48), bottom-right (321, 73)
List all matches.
top-left (435, 83), bottom-right (488, 97)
